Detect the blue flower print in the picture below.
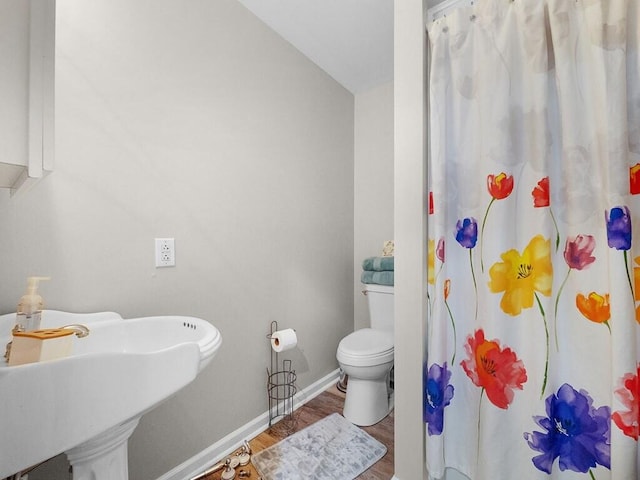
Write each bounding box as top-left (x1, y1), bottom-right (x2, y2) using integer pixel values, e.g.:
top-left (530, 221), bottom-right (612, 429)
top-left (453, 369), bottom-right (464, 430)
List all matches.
top-left (605, 205), bottom-right (635, 305)
top-left (524, 383), bottom-right (611, 475)
top-left (455, 217), bottom-right (478, 249)
top-left (605, 206), bottom-right (631, 251)
top-left (455, 217), bottom-right (479, 319)
top-left (424, 362), bottom-right (454, 436)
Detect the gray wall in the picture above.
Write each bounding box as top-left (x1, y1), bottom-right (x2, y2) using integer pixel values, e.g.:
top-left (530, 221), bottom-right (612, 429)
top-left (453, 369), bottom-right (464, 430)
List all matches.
top-left (0, 1), bottom-right (355, 479)
top-left (353, 82), bottom-right (394, 330)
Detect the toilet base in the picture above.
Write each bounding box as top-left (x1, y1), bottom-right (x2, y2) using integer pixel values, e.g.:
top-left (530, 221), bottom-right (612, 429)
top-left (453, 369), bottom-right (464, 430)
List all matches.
top-left (342, 375), bottom-right (392, 426)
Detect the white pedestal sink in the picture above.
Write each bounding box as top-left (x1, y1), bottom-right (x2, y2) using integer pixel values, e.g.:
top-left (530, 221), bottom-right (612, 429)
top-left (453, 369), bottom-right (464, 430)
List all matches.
top-left (0, 310), bottom-right (222, 480)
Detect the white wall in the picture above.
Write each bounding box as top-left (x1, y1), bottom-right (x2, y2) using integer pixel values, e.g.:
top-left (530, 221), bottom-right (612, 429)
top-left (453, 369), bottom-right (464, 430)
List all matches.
top-left (0, 1), bottom-right (354, 479)
top-left (0, 0), bottom-right (29, 169)
top-left (393, 0), bottom-right (471, 478)
top-left (393, 0), bottom-right (428, 479)
top-left (354, 81), bottom-right (394, 329)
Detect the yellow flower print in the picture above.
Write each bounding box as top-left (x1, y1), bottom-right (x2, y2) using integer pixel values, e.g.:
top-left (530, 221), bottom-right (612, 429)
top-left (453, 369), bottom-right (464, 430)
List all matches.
top-left (488, 235), bottom-right (553, 316)
top-left (428, 239), bottom-right (435, 285)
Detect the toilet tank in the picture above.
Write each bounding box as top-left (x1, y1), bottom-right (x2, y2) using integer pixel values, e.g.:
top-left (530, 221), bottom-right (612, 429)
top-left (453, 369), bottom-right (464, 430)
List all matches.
top-left (364, 284), bottom-right (394, 333)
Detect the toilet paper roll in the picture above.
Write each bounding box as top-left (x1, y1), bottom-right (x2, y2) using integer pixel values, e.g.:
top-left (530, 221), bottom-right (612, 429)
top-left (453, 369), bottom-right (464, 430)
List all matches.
top-left (271, 328), bottom-right (297, 352)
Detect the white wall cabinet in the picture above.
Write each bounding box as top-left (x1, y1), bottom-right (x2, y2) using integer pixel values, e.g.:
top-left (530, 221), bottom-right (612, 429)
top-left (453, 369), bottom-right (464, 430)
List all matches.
top-left (0, 0), bottom-right (54, 194)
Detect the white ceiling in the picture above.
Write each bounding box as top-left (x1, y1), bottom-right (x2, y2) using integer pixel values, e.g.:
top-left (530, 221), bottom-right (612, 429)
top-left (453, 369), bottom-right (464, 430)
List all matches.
top-left (236, 0), bottom-right (394, 94)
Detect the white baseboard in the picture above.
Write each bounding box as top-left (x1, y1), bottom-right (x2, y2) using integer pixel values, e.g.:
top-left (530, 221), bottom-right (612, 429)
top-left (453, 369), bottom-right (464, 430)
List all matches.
top-left (157, 368), bottom-right (340, 480)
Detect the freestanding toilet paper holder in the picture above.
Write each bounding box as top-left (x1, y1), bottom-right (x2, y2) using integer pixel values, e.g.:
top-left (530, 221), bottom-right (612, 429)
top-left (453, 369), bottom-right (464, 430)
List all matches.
top-left (266, 321), bottom-right (297, 432)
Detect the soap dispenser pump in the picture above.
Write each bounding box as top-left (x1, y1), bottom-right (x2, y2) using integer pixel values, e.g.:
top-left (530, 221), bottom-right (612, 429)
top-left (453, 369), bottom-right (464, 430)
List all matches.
top-left (16, 276), bottom-right (50, 332)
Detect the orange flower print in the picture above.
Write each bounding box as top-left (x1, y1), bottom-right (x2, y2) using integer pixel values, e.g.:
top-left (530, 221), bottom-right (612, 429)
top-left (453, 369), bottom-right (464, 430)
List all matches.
top-left (576, 292), bottom-right (611, 332)
top-left (460, 329), bottom-right (527, 409)
top-left (631, 163), bottom-right (640, 195)
top-left (444, 279), bottom-right (457, 363)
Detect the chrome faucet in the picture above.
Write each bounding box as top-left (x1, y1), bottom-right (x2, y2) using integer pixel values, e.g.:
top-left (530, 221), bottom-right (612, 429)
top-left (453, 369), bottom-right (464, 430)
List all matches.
top-left (3, 324), bottom-right (90, 363)
top-left (60, 324), bottom-right (90, 338)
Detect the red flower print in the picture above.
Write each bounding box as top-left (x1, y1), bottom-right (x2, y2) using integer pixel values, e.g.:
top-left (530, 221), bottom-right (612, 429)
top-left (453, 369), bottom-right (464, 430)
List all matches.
top-left (612, 365), bottom-right (640, 440)
top-left (461, 329), bottom-right (527, 409)
top-left (532, 177), bottom-right (550, 208)
top-left (481, 172), bottom-right (514, 273)
top-left (631, 163), bottom-right (640, 195)
top-left (429, 191), bottom-right (434, 214)
top-left (532, 176), bottom-right (560, 251)
top-left (487, 172), bottom-right (514, 200)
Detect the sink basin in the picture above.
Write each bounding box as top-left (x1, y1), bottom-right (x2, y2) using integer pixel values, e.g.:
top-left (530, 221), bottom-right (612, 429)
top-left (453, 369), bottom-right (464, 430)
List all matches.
top-left (0, 310), bottom-right (222, 479)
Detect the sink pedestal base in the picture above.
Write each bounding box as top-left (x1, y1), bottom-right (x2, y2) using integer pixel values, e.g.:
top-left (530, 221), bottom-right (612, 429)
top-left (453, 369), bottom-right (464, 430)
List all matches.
top-left (66, 418), bottom-right (140, 480)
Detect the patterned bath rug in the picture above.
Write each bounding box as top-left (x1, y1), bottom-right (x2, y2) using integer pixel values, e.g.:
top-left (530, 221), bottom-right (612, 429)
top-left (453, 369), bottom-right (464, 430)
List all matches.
top-left (251, 412), bottom-right (387, 480)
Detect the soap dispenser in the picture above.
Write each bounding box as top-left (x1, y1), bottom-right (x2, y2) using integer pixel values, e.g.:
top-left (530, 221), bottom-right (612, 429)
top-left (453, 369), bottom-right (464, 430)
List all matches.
top-left (15, 276), bottom-right (50, 332)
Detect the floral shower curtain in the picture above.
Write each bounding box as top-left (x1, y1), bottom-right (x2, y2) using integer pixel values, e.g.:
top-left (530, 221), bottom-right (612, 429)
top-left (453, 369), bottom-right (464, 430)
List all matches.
top-left (424, 1), bottom-right (639, 479)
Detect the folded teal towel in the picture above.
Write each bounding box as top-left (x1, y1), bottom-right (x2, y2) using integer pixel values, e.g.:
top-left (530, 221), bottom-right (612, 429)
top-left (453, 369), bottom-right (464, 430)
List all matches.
top-left (361, 270), bottom-right (394, 286)
top-left (362, 256), bottom-right (394, 272)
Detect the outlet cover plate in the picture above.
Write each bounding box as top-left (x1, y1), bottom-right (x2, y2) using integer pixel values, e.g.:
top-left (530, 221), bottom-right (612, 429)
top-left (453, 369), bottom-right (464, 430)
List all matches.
top-left (155, 238), bottom-right (175, 267)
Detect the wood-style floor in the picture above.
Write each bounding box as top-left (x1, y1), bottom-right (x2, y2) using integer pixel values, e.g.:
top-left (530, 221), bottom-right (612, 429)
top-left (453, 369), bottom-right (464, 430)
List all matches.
top-left (196, 385), bottom-right (394, 480)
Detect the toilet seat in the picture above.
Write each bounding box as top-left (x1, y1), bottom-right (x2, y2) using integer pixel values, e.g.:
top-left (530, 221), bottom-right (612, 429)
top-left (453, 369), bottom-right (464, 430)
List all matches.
top-left (337, 328), bottom-right (394, 367)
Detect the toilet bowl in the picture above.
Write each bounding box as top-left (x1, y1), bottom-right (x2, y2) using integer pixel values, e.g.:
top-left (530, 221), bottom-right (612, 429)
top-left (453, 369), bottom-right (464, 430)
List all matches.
top-left (337, 284), bottom-right (394, 426)
top-left (337, 328), bottom-right (394, 426)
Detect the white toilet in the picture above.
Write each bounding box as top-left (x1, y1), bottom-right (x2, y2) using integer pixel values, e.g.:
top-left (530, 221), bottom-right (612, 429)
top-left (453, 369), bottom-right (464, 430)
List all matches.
top-left (337, 283), bottom-right (394, 426)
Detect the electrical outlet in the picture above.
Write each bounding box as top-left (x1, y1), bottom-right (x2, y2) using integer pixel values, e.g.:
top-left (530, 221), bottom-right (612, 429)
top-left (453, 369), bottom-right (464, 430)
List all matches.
top-left (155, 238), bottom-right (175, 267)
